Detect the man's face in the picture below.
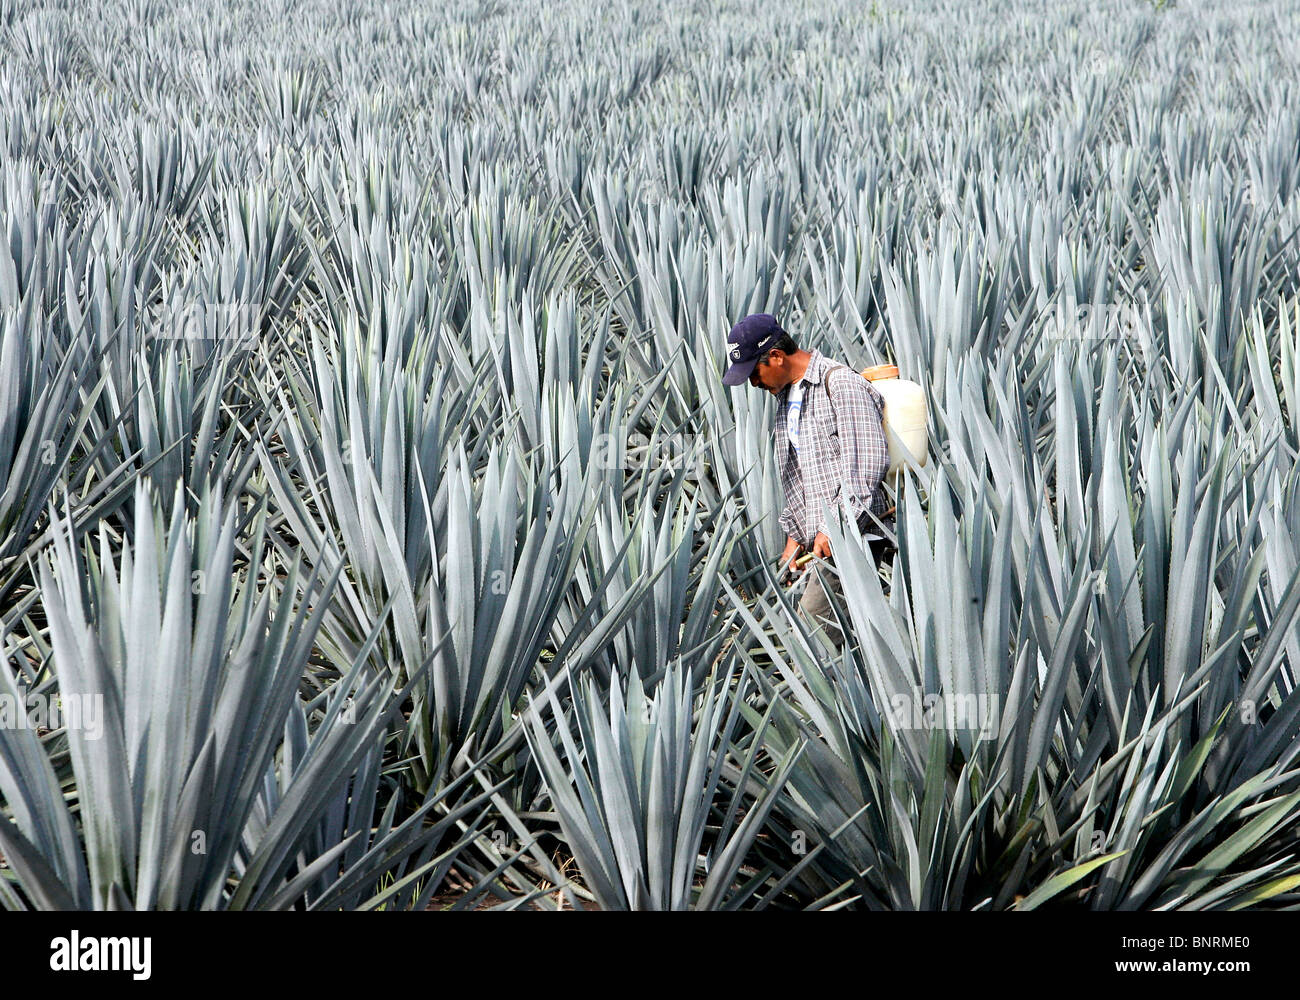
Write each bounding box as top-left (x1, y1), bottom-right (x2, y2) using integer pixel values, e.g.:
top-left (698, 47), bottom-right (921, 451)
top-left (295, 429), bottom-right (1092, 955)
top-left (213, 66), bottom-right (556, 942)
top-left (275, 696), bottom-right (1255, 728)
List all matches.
top-left (748, 350), bottom-right (789, 394)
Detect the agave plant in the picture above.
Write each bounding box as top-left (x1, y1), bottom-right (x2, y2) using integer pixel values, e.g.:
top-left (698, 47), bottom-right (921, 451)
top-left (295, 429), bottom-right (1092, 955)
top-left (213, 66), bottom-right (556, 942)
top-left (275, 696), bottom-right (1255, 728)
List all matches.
top-left (525, 660), bottom-right (800, 910)
top-left (0, 482), bottom-right (495, 910)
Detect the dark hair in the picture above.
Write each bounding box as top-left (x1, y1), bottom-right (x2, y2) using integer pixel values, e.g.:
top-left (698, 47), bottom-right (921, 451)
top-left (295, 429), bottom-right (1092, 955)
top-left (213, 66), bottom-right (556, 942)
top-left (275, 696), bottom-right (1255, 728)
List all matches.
top-left (765, 332), bottom-right (799, 358)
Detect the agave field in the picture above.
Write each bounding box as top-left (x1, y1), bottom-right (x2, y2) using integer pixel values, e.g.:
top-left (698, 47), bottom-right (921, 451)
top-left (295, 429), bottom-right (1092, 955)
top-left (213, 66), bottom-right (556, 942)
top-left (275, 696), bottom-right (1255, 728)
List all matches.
top-left (1, 0), bottom-right (1300, 912)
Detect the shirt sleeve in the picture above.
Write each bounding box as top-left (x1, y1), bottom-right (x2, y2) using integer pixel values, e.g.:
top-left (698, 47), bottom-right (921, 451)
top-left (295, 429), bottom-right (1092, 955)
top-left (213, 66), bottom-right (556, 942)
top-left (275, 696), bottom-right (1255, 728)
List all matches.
top-left (816, 371), bottom-right (890, 537)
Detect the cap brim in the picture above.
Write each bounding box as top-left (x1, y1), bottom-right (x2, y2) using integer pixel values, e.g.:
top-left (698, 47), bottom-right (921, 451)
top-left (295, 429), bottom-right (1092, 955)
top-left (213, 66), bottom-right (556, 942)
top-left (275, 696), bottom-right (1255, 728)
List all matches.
top-left (722, 357), bottom-right (759, 386)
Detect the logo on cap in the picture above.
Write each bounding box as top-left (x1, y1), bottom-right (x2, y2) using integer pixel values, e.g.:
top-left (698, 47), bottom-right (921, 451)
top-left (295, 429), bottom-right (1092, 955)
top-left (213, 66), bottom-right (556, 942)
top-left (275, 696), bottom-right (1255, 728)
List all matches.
top-left (730, 347), bottom-right (741, 361)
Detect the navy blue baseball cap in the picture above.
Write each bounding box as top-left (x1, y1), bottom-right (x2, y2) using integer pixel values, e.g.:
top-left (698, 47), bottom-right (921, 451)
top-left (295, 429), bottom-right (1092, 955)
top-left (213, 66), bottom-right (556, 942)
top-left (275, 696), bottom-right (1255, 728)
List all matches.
top-left (722, 314), bottom-right (787, 385)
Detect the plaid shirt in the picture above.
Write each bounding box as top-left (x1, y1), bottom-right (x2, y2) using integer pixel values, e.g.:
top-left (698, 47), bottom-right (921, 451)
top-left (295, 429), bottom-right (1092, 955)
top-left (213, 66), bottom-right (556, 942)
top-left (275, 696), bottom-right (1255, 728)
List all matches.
top-left (775, 350), bottom-right (891, 548)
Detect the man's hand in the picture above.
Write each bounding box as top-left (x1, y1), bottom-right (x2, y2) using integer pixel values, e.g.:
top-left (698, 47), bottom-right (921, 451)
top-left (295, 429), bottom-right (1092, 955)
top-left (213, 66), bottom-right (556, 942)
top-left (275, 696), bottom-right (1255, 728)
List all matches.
top-left (778, 536), bottom-right (804, 584)
top-left (811, 532), bottom-right (832, 562)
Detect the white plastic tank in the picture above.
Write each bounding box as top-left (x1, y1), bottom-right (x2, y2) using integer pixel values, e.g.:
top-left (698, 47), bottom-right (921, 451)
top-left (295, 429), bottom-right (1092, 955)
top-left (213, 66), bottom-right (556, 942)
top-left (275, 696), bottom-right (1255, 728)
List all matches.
top-left (861, 365), bottom-right (928, 480)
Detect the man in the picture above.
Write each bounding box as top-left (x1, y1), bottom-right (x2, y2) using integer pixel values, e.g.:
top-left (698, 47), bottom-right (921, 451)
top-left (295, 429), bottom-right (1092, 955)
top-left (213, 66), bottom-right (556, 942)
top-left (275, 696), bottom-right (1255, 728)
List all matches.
top-left (722, 313), bottom-right (894, 649)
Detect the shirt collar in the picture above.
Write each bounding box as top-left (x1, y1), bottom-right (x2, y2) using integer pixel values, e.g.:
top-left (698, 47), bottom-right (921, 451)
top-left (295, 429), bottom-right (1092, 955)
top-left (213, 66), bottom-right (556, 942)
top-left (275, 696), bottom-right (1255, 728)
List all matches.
top-left (781, 349), bottom-right (827, 399)
top-left (800, 349), bottom-right (829, 386)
